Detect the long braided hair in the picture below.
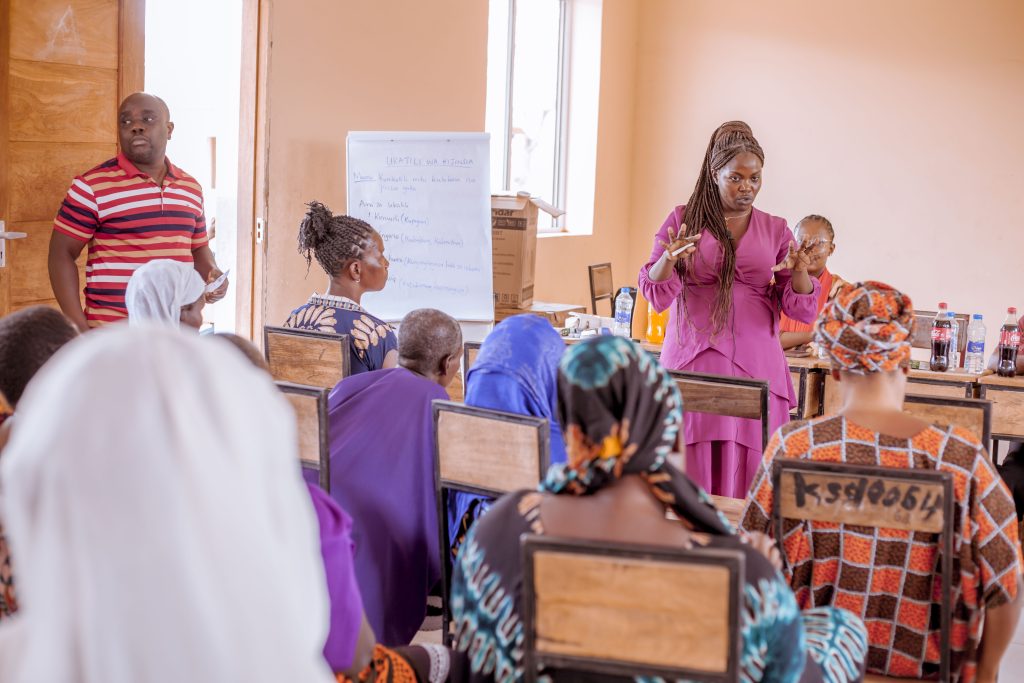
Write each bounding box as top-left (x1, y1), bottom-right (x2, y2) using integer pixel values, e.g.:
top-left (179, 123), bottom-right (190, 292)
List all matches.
top-left (677, 121), bottom-right (764, 334)
top-left (296, 200), bottom-right (378, 278)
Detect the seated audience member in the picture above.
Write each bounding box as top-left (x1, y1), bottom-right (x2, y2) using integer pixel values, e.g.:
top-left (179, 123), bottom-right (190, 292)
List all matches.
top-left (450, 336), bottom-right (867, 683)
top-left (448, 315), bottom-right (567, 559)
top-left (322, 308), bottom-right (461, 647)
top-left (779, 215), bottom-right (846, 350)
top-left (284, 201), bottom-right (398, 374)
top-left (742, 281), bottom-right (1023, 682)
top-left (125, 259), bottom-right (206, 330)
top-left (0, 306), bottom-right (78, 621)
top-left (0, 327), bottom-right (334, 682)
top-left (215, 332), bottom-right (454, 679)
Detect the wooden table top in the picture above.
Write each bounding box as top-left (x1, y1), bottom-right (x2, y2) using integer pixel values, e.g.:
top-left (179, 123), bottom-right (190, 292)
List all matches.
top-left (979, 373), bottom-right (1024, 389)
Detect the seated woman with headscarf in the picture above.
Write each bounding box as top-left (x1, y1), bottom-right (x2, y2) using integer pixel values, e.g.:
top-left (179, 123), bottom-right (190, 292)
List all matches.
top-left (448, 315), bottom-right (567, 559)
top-left (450, 336), bottom-right (867, 683)
top-left (0, 326), bottom-right (336, 682)
top-left (742, 281), bottom-right (1023, 682)
top-left (125, 259), bottom-right (207, 330)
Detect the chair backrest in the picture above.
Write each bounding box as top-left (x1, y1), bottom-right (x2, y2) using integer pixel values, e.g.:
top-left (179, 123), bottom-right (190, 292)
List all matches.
top-left (521, 535), bottom-right (743, 683)
top-left (669, 370), bottom-right (771, 449)
top-left (276, 381), bottom-right (330, 492)
top-left (771, 458), bottom-right (954, 683)
top-left (263, 325), bottom-right (350, 389)
top-left (434, 400), bottom-right (550, 497)
top-left (433, 399), bottom-right (551, 645)
top-left (588, 262), bottom-right (614, 315)
top-left (909, 310), bottom-right (969, 364)
top-left (463, 341), bottom-right (482, 376)
top-left (903, 393), bottom-right (992, 446)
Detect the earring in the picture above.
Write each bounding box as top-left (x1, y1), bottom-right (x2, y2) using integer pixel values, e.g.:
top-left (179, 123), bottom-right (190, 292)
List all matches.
top-left (354, 278), bottom-right (361, 283)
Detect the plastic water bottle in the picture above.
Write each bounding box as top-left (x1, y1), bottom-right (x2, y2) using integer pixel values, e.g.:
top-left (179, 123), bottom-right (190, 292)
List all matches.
top-left (964, 314), bottom-right (986, 374)
top-left (948, 311), bottom-right (960, 369)
top-left (613, 288), bottom-right (633, 338)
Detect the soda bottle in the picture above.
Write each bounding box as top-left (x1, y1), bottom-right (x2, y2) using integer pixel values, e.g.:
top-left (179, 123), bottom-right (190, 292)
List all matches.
top-left (997, 307), bottom-right (1020, 378)
top-left (929, 303), bottom-right (952, 372)
top-left (964, 314), bottom-right (987, 374)
top-left (613, 288), bottom-right (634, 338)
top-left (645, 302), bottom-right (668, 344)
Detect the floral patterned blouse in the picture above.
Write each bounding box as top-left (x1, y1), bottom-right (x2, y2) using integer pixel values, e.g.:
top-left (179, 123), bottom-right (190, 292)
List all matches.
top-left (284, 294), bottom-right (398, 375)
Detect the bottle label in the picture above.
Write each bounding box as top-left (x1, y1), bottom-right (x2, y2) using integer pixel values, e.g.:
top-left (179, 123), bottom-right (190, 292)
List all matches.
top-left (930, 327), bottom-right (951, 342)
top-left (615, 310), bottom-right (631, 324)
top-left (966, 340), bottom-right (984, 354)
top-left (1001, 329), bottom-right (1021, 347)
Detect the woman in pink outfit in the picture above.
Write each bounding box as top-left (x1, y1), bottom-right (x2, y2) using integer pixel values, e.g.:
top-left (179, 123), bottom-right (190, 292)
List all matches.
top-left (638, 121), bottom-right (819, 497)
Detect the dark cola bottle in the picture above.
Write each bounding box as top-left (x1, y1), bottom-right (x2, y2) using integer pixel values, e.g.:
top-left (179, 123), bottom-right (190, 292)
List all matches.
top-left (997, 307), bottom-right (1021, 378)
top-left (929, 302), bottom-right (952, 372)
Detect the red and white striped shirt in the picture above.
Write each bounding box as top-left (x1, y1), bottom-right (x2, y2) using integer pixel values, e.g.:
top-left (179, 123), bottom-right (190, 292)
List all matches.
top-left (53, 154), bottom-right (208, 326)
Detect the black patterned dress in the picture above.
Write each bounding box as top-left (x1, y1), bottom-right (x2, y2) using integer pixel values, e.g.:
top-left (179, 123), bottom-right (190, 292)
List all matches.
top-left (284, 294), bottom-right (398, 375)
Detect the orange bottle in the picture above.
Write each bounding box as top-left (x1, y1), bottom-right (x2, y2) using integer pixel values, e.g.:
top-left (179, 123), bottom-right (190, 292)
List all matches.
top-left (646, 303), bottom-right (669, 345)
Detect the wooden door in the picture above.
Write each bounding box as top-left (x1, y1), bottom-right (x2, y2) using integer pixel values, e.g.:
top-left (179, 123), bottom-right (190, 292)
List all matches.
top-left (0, 0), bottom-right (144, 316)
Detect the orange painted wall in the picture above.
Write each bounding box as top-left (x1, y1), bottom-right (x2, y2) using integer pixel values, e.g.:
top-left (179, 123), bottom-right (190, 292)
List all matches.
top-left (262, 0), bottom-right (488, 325)
top-left (628, 0), bottom-right (1024, 349)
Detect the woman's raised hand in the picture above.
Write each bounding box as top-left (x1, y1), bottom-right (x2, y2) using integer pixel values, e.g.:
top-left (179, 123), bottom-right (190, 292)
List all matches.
top-left (771, 237), bottom-right (818, 274)
top-left (658, 224), bottom-right (700, 264)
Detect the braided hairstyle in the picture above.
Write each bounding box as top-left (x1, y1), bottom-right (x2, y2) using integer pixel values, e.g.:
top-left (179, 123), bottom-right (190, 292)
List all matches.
top-left (297, 200), bottom-right (378, 278)
top-left (678, 121), bottom-right (765, 334)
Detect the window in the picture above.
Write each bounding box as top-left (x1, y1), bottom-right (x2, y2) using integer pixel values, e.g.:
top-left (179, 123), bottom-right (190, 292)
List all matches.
top-left (487, 0), bottom-right (602, 234)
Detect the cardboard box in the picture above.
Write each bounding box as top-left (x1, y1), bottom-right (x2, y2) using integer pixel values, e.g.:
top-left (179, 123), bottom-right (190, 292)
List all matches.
top-left (491, 192), bottom-right (564, 308)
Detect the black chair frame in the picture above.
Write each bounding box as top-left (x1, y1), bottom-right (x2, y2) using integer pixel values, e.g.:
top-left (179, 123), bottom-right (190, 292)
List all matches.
top-left (276, 381), bottom-right (331, 492)
top-left (432, 400), bottom-right (551, 646)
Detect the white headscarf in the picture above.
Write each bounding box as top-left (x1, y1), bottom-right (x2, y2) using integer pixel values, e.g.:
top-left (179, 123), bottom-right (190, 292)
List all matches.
top-left (125, 260), bottom-right (206, 328)
top-left (0, 327), bottom-right (334, 683)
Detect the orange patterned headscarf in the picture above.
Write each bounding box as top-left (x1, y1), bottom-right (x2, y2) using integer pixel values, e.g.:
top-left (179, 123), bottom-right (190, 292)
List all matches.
top-left (814, 281), bottom-right (914, 374)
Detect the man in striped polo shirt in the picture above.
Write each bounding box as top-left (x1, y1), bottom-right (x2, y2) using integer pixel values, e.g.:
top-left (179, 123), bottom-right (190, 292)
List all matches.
top-left (48, 92), bottom-right (228, 331)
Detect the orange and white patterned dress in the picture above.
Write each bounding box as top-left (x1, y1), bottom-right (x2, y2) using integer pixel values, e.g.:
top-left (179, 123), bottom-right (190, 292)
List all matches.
top-left (741, 415), bottom-right (1022, 683)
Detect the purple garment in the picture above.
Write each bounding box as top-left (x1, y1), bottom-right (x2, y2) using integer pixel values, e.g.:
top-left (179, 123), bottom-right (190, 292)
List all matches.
top-left (316, 367), bottom-right (446, 646)
top-left (638, 205), bottom-right (819, 495)
top-left (307, 483), bottom-right (363, 671)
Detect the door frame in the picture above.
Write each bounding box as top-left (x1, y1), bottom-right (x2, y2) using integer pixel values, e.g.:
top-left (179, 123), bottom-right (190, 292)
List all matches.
top-left (236, 0), bottom-right (270, 342)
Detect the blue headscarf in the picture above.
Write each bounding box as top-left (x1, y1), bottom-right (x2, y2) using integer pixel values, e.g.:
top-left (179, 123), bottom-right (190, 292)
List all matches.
top-left (448, 315), bottom-right (568, 554)
top-left (465, 315), bottom-right (567, 462)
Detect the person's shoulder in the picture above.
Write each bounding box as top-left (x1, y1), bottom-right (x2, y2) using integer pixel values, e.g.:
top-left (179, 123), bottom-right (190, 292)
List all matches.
top-left (77, 157), bottom-right (122, 184)
top-left (474, 489), bottom-right (542, 538)
top-left (167, 162), bottom-right (204, 193)
top-left (928, 423), bottom-right (987, 464)
top-left (753, 207), bottom-right (790, 235)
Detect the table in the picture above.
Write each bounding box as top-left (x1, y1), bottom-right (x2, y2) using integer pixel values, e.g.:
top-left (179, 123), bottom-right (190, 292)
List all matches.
top-left (979, 374), bottom-right (1024, 450)
top-left (495, 301), bottom-right (586, 326)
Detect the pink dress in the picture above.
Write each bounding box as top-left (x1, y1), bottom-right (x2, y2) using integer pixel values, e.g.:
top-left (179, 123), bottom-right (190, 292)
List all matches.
top-left (638, 205), bottom-right (819, 497)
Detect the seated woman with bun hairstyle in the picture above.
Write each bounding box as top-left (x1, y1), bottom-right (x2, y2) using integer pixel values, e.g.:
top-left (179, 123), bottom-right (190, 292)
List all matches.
top-left (284, 201), bottom-right (398, 375)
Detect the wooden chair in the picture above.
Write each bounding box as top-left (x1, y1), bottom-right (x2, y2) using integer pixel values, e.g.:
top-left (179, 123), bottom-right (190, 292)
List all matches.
top-left (433, 400), bottom-right (551, 645)
top-left (463, 341), bottom-right (481, 375)
top-left (587, 263), bottom-right (637, 321)
top-left (902, 393), bottom-right (992, 447)
top-left (669, 370), bottom-right (771, 450)
top-left (771, 459), bottom-right (954, 683)
top-left (276, 381), bottom-right (330, 492)
top-left (521, 535), bottom-right (744, 682)
top-left (263, 325), bottom-right (350, 389)
top-left (909, 309), bottom-right (969, 368)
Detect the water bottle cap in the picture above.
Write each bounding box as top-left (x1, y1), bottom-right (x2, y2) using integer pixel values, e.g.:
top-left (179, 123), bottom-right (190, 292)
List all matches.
top-left (619, 287), bottom-right (631, 294)
top-left (1009, 307), bottom-right (1018, 315)
top-left (938, 302), bottom-right (948, 309)
top-left (972, 314), bottom-right (983, 320)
